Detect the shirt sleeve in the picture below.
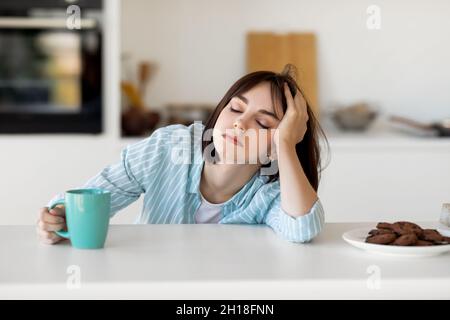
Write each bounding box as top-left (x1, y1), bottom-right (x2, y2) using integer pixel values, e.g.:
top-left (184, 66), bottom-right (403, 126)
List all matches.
top-left (46, 126), bottom-right (168, 217)
top-left (263, 196), bottom-right (325, 243)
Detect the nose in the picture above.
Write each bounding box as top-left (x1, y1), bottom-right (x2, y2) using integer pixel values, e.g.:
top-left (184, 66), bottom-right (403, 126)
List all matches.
top-left (233, 120), bottom-right (247, 134)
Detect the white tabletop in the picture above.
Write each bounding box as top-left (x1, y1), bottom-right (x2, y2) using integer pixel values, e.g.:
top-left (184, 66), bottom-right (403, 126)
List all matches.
top-left (1, 223), bottom-right (449, 299)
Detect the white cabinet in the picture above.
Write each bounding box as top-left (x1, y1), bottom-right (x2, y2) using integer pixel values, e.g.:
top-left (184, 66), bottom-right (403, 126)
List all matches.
top-left (319, 130), bottom-right (450, 222)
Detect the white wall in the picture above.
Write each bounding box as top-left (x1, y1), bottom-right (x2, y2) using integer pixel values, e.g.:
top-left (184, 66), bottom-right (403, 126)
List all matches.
top-left (121, 0), bottom-right (450, 122)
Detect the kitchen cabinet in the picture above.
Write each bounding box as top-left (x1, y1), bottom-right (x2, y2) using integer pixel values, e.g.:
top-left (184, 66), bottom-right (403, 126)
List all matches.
top-left (319, 123), bottom-right (450, 222)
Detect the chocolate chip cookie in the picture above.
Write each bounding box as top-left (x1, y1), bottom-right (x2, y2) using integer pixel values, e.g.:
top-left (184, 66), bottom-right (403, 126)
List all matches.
top-left (365, 221), bottom-right (449, 247)
top-left (366, 233), bottom-right (397, 245)
top-left (391, 233), bottom-right (418, 246)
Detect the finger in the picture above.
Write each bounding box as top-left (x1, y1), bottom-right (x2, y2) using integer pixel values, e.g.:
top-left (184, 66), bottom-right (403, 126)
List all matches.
top-left (294, 90), bottom-right (307, 111)
top-left (41, 232), bottom-right (63, 245)
top-left (40, 210), bottom-right (65, 224)
top-left (37, 226), bottom-right (63, 244)
top-left (48, 206), bottom-right (65, 217)
top-left (284, 83), bottom-right (295, 110)
top-left (41, 236), bottom-right (63, 245)
top-left (38, 219), bottom-right (65, 232)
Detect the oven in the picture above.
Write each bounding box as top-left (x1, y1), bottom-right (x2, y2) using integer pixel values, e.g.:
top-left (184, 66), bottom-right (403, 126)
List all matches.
top-left (0, 0), bottom-right (103, 134)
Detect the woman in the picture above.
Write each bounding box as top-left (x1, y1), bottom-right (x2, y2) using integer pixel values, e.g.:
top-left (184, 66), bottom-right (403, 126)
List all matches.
top-left (37, 64), bottom-right (328, 244)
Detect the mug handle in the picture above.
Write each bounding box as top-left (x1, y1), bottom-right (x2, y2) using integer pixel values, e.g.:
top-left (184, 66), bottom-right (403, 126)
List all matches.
top-left (49, 200), bottom-right (70, 239)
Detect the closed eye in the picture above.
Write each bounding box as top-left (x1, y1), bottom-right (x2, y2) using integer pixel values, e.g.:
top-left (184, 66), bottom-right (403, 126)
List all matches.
top-left (230, 106), bottom-right (270, 129)
top-left (257, 122), bottom-right (269, 129)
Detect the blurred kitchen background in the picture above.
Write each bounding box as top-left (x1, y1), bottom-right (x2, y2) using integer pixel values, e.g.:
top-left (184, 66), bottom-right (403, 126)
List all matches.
top-left (0, 0), bottom-right (449, 225)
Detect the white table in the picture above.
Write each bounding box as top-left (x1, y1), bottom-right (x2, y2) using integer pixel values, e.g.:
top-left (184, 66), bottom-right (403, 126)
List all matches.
top-left (1, 223), bottom-right (449, 299)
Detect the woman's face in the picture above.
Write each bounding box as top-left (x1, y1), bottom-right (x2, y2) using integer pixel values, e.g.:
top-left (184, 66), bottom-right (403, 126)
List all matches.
top-left (213, 81), bottom-right (283, 165)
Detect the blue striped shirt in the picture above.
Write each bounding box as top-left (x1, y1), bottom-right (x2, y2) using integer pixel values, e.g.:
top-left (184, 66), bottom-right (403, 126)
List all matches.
top-left (47, 121), bottom-right (325, 243)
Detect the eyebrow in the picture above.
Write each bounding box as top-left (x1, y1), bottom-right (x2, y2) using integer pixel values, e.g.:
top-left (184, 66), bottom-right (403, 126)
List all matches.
top-left (234, 94), bottom-right (280, 121)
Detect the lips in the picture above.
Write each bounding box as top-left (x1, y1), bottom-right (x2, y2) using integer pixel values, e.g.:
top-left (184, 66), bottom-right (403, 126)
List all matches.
top-left (222, 133), bottom-right (243, 147)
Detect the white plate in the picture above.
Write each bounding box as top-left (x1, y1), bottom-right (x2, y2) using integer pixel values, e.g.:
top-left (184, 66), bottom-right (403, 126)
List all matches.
top-left (342, 228), bottom-right (450, 257)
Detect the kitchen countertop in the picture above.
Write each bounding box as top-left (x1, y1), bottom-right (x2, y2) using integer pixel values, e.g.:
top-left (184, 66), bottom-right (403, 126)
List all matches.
top-left (320, 116), bottom-right (450, 149)
top-left (1, 223), bottom-right (449, 299)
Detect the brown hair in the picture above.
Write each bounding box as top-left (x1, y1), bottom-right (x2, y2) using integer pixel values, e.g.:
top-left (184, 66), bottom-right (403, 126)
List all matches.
top-left (201, 64), bottom-right (329, 191)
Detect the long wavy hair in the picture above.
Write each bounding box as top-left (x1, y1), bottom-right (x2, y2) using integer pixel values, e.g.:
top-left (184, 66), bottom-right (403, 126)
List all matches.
top-left (201, 64), bottom-right (329, 191)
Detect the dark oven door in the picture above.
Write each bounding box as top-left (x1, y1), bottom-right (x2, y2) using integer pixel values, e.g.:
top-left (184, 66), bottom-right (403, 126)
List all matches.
top-left (0, 0), bottom-right (103, 134)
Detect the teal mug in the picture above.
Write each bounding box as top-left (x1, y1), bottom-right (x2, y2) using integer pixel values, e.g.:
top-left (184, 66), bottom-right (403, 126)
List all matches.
top-left (49, 188), bottom-right (111, 249)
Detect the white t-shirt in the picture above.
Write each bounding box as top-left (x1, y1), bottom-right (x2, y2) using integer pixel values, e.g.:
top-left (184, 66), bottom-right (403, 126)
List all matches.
top-left (194, 191), bottom-right (224, 224)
